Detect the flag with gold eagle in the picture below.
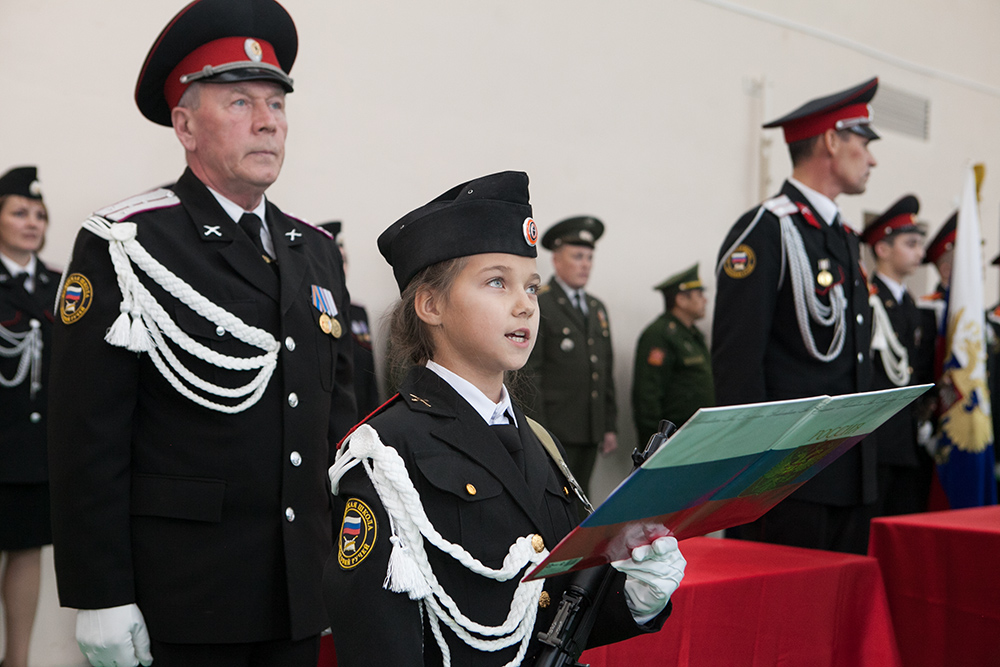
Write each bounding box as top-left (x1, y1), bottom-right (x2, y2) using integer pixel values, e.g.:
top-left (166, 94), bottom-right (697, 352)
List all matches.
top-left (934, 165), bottom-right (997, 508)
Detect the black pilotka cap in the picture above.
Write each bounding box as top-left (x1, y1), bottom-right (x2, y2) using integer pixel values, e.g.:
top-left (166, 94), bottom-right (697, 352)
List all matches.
top-left (135, 0), bottom-right (298, 126)
top-left (861, 195), bottom-right (923, 246)
top-left (541, 216), bottom-right (605, 250)
top-left (764, 77), bottom-right (880, 144)
top-left (319, 221), bottom-right (342, 241)
top-left (379, 171), bottom-right (538, 292)
top-left (0, 166), bottom-right (43, 200)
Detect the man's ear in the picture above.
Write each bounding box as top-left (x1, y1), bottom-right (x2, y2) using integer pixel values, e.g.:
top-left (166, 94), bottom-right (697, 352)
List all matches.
top-left (821, 128), bottom-right (840, 157)
top-left (172, 107), bottom-right (196, 152)
top-left (414, 286), bottom-right (443, 327)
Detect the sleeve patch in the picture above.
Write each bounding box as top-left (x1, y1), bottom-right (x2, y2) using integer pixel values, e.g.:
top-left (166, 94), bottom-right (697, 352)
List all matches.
top-left (338, 498), bottom-right (378, 569)
top-left (723, 244), bottom-right (756, 279)
top-left (647, 348), bottom-right (666, 367)
top-left (59, 273), bottom-right (94, 324)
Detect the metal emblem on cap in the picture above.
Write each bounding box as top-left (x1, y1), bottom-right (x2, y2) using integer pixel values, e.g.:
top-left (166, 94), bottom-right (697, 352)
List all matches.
top-left (523, 217), bottom-right (538, 246)
top-left (579, 230), bottom-right (594, 243)
top-left (29, 180), bottom-right (42, 197)
top-left (245, 38), bottom-right (263, 62)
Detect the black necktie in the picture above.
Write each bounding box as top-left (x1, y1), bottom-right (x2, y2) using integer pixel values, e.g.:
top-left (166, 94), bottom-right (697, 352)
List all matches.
top-left (12, 272), bottom-right (29, 289)
top-left (239, 213), bottom-right (272, 264)
top-left (572, 291), bottom-right (585, 316)
top-left (491, 423), bottom-right (525, 475)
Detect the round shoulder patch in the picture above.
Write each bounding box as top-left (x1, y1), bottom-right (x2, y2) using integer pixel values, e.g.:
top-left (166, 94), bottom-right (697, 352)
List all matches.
top-left (338, 498), bottom-right (377, 569)
top-left (723, 245), bottom-right (756, 279)
top-left (59, 273), bottom-right (94, 324)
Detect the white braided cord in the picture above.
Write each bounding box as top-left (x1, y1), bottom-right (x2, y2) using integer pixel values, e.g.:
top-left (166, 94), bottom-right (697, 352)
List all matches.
top-left (81, 216), bottom-right (280, 413)
top-left (869, 294), bottom-right (910, 386)
top-left (0, 319), bottom-right (42, 397)
top-left (779, 215), bottom-right (847, 362)
top-left (331, 424), bottom-right (547, 666)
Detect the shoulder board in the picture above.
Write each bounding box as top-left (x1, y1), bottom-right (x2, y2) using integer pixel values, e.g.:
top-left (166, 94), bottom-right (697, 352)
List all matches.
top-left (336, 393), bottom-right (402, 449)
top-left (95, 188), bottom-right (180, 222)
top-left (762, 194), bottom-right (797, 218)
top-left (537, 284), bottom-right (552, 295)
top-left (283, 212), bottom-right (334, 240)
top-left (919, 292), bottom-right (943, 303)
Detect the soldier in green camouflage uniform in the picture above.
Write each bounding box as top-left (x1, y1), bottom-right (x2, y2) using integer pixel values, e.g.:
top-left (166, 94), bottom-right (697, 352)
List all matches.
top-left (632, 264), bottom-right (714, 439)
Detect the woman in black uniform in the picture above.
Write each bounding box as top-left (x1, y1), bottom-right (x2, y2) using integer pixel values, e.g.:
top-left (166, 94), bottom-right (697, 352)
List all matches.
top-left (0, 166), bottom-right (60, 667)
top-left (323, 171), bottom-right (685, 666)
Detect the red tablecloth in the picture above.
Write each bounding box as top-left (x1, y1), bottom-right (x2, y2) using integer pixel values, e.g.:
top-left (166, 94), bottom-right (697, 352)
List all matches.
top-left (319, 537), bottom-right (899, 666)
top-left (580, 537), bottom-right (900, 667)
top-left (869, 506), bottom-right (1000, 667)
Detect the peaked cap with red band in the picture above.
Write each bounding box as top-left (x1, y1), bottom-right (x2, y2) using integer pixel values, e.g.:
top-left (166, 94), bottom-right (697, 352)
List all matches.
top-left (923, 212), bottom-right (957, 265)
top-left (764, 77), bottom-right (880, 144)
top-left (135, 0), bottom-right (297, 126)
top-left (378, 171), bottom-right (537, 293)
top-left (861, 194), bottom-right (923, 245)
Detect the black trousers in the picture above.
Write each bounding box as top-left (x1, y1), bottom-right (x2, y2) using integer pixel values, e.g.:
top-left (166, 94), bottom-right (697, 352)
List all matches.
top-left (149, 635), bottom-right (320, 667)
top-left (737, 498), bottom-right (876, 555)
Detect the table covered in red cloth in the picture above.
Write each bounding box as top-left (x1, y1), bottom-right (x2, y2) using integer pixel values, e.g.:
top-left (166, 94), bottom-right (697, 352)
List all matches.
top-left (869, 506), bottom-right (1000, 667)
top-left (579, 537), bottom-right (900, 667)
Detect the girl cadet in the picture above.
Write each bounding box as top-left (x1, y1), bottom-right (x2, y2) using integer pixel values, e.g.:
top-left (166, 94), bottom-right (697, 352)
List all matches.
top-left (0, 166), bottom-right (60, 667)
top-left (323, 171), bottom-right (685, 666)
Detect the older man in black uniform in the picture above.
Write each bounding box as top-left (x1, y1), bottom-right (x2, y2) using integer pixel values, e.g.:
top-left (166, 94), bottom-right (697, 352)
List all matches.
top-left (712, 78), bottom-right (879, 554)
top-left (522, 216), bottom-right (617, 496)
top-left (47, 2), bottom-right (355, 666)
top-left (862, 195), bottom-right (934, 517)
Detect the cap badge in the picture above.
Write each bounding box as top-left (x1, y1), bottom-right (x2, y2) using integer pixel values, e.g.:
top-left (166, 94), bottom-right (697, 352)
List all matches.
top-left (29, 180), bottom-right (42, 197)
top-left (523, 217), bottom-right (538, 246)
top-left (244, 38), bottom-right (264, 62)
top-left (579, 230), bottom-right (594, 242)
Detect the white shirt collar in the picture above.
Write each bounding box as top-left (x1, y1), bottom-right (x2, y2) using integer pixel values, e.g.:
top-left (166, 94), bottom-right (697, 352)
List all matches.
top-left (206, 186), bottom-right (273, 256)
top-left (426, 360), bottom-right (517, 426)
top-left (788, 177), bottom-right (840, 227)
top-left (206, 186), bottom-right (268, 223)
top-left (1, 252), bottom-right (37, 291)
top-left (554, 275), bottom-right (583, 301)
top-left (876, 272), bottom-right (908, 303)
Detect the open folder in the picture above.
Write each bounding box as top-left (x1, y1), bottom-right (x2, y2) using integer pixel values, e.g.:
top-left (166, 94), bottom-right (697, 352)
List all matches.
top-left (526, 384), bottom-right (931, 581)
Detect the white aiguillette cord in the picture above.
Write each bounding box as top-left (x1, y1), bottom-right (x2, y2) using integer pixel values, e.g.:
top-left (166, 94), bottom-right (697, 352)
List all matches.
top-left (330, 424), bottom-right (549, 667)
top-left (82, 216), bottom-right (280, 413)
top-left (0, 317), bottom-right (43, 398)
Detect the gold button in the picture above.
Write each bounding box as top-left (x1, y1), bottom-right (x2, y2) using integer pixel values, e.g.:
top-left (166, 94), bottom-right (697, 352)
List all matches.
top-left (563, 486), bottom-right (569, 495)
top-left (532, 534), bottom-right (545, 553)
top-left (466, 483), bottom-right (477, 496)
top-left (538, 591), bottom-right (551, 608)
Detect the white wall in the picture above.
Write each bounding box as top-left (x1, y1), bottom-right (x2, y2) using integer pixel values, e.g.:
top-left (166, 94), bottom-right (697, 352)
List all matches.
top-left (3, 1), bottom-right (999, 664)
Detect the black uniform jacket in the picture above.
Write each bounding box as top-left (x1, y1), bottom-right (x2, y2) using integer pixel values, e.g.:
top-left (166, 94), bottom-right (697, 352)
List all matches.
top-left (870, 276), bottom-right (932, 468)
top-left (712, 181), bottom-right (875, 506)
top-left (522, 278), bottom-right (616, 444)
top-left (0, 260), bottom-right (60, 482)
top-left (48, 168), bottom-right (356, 643)
top-left (325, 366), bottom-right (667, 667)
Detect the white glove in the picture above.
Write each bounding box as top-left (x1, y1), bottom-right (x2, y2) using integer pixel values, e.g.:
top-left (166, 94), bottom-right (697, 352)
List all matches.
top-left (76, 603), bottom-right (153, 667)
top-left (611, 536), bottom-right (686, 624)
